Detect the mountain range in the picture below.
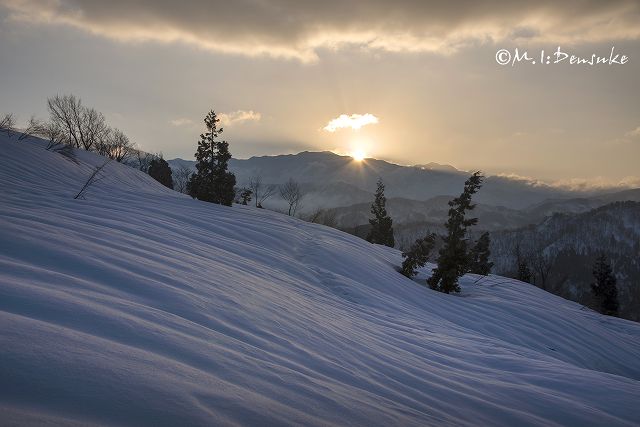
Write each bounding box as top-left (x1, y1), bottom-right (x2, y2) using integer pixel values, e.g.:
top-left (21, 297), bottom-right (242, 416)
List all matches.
top-left (169, 151), bottom-right (640, 227)
top-left (490, 201), bottom-right (640, 321)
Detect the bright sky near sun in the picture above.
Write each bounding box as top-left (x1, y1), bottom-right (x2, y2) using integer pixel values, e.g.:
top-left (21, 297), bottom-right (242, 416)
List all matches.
top-left (0, 1), bottom-right (639, 187)
top-left (351, 149), bottom-right (367, 162)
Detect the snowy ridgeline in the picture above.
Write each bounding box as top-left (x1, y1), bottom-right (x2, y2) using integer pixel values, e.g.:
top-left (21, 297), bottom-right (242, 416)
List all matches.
top-left (1, 135), bottom-right (640, 426)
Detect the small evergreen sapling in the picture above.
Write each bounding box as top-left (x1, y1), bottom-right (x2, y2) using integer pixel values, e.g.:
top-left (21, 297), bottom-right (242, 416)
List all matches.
top-left (366, 178), bottom-right (395, 248)
top-left (400, 233), bottom-right (436, 278)
top-left (517, 261), bottom-right (532, 283)
top-left (514, 244), bottom-right (532, 283)
top-left (239, 188), bottom-right (253, 205)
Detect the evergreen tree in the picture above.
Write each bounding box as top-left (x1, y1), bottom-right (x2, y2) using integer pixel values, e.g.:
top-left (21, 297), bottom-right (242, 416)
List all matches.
top-left (187, 110), bottom-right (236, 206)
top-left (514, 244), bottom-right (532, 283)
top-left (591, 254), bottom-right (619, 316)
top-left (239, 188), bottom-right (252, 205)
top-left (468, 232), bottom-right (493, 275)
top-left (148, 156), bottom-right (174, 189)
top-left (400, 233), bottom-right (436, 278)
top-left (427, 171), bottom-right (483, 293)
top-left (366, 178), bottom-right (395, 247)
top-left (517, 261), bottom-right (532, 283)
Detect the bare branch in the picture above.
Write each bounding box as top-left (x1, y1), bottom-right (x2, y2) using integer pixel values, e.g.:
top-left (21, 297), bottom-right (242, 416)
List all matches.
top-left (133, 149), bottom-right (157, 173)
top-left (531, 252), bottom-right (554, 291)
top-left (95, 128), bottom-right (133, 162)
top-left (17, 116), bottom-right (46, 141)
top-left (0, 113), bottom-right (16, 136)
top-left (52, 144), bottom-right (78, 163)
top-left (249, 174), bottom-right (277, 208)
top-left (173, 165), bottom-right (193, 194)
top-left (305, 208), bottom-right (337, 227)
top-left (74, 159), bottom-right (112, 199)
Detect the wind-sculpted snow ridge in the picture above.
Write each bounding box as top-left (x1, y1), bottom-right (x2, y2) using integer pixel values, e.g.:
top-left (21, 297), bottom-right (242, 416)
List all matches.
top-left (1, 135), bottom-right (639, 426)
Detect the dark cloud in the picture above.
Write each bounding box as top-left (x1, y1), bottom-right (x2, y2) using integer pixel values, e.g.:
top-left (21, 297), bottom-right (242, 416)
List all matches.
top-left (2, 0), bottom-right (640, 60)
top-left (509, 26), bottom-right (540, 40)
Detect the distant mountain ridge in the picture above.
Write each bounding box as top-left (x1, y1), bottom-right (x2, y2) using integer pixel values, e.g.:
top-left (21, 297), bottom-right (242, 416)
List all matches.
top-left (412, 162), bottom-right (460, 172)
top-left (524, 188), bottom-right (640, 219)
top-left (169, 151), bottom-right (639, 213)
top-left (332, 188), bottom-right (640, 236)
top-left (330, 196), bottom-right (529, 231)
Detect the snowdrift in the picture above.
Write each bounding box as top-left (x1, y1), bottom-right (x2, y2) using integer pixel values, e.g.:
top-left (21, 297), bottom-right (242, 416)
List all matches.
top-left (1, 135), bottom-right (639, 426)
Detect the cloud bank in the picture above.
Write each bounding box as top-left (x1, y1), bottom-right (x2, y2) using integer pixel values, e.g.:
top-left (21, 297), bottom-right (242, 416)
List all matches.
top-left (169, 118), bottom-right (194, 127)
top-left (169, 111), bottom-right (260, 130)
top-left (323, 113), bottom-right (379, 132)
top-left (625, 126), bottom-right (640, 139)
top-left (497, 172), bottom-right (640, 191)
top-left (218, 110), bottom-right (261, 127)
top-left (3, 0), bottom-right (640, 61)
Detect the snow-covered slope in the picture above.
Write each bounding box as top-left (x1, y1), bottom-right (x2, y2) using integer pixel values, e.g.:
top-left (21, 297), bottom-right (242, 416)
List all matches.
top-left (1, 136), bottom-right (640, 426)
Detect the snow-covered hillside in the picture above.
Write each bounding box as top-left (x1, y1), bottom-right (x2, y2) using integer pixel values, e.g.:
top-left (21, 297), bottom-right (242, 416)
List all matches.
top-left (1, 135), bottom-right (640, 426)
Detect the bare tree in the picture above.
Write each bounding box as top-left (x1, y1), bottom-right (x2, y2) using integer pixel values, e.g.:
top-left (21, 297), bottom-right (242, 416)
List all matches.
top-left (81, 107), bottom-right (110, 151)
top-left (306, 208), bottom-right (338, 228)
top-left (17, 116), bottom-right (46, 141)
top-left (249, 174), bottom-right (277, 208)
top-left (74, 160), bottom-right (111, 199)
top-left (47, 95), bottom-right (83, 148)
top-left (306, 208), bottom-right (323, 223)
top-left (173, 165), bottom-right (193, 193)
top-left (134, 149), bottom-right (157, 173)
top-left (0, 113), bottom-right (16, 136)
top-left (95, 128), bottom-right (132, 162)
top-left (29, 119), bottom-right (78, 162)
top-left (34, 120), bottom-right (66, 150)
top-left (279, 178), bottom-right (305, 216)
top-left (47, 94), bottom-right (113, 151)
top-left (110, 129), bottom-right (133, 162)
top-left (531, 252), bottom-right (554, 291)
top-left (23, 118), bottom-right (75, 165)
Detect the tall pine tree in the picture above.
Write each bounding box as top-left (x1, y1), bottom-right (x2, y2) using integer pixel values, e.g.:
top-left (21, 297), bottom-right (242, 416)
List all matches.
top-left (427, 171), bottom-right (483, 293)
top-left (468, 232), bottom-right (493, 275)
top-left (187, 110), bottom-right (236, 206)
top-left (366, 178), bottom-right (395, 247)
top-left (591, 254), bottom-right (619, 316)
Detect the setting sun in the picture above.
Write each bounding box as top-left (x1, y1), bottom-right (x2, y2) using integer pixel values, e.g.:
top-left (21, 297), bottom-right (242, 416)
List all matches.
top-left (351, 149), bottom-right (366, 161)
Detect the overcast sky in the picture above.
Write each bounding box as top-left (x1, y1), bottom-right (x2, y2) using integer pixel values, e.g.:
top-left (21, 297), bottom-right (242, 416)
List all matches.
top-left (1, 0), bottom-right (639, 187)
